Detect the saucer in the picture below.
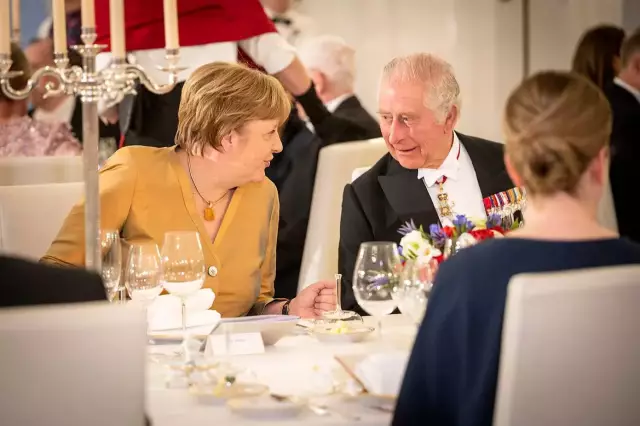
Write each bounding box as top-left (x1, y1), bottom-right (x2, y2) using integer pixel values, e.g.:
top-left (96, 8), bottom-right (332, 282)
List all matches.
top-left (189, 382), bottom-right (268, 405)
top-left (313, 324), bottom-right (375, 343)
top-left (227, 395), bottom-right (305, 419)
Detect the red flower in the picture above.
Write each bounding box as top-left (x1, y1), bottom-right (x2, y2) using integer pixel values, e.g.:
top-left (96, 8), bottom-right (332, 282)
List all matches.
top-left (489, 225), bottom-right (506, 234)
top-left (434, 254), bottom-right (444, 264)
top-left (468, 229), bottom-right (497, 241)
top-left (443, 226), bottom-right (454, 237)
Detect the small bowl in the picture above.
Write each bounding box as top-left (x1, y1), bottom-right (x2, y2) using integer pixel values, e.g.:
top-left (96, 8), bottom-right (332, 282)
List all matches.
top-left (227, 395), bottom-right (305, 419)
top-left (313, 325), bottom-right (375, 343)
top-left (189, 382), bottom-right (268, 405)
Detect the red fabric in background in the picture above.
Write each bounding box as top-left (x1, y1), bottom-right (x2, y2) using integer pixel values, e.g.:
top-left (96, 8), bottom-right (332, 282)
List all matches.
top-left (94, 0), bottom-right (277, 51)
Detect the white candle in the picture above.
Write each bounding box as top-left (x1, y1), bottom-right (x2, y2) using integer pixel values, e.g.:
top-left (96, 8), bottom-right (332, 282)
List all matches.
top-left (10, 0), bottom-right (19, 42)
top-left (109, 0), bottom-right (125, 58)
top-left (163, 0), bottom-right (179, 50)
top-left (81, 0), bottom-right (95, 29)
top-left (52, 0), bottom-right (67, 54)
top-left (0, 0), bottom-right (10, 55)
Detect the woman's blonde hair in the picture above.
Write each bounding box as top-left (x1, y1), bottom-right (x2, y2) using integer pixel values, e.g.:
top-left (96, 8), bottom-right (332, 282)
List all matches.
top-left (503, 71), bottom-right (611, 196)
top-left (176, 62), bottom-right (291, 155)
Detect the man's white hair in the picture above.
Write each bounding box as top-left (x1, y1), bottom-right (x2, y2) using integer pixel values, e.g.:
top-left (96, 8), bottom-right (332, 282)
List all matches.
top-left (382, 53), bottom-right (461, 122)
top-left (297, 35), bottom-right (356, 92)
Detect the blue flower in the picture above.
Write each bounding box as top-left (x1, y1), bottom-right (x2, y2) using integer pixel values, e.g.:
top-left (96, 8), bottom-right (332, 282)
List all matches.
top-left (486, 213), bottom-right (502, 229)
top-left (452, 214), bottom-right (475, 233)
top-left (429, 224), bottom-right (448, 248)
top-left (398, 219), bottom-right (419, 236)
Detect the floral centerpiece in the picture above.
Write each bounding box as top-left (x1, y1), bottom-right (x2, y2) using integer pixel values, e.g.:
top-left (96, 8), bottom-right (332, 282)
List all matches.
top-left (398, 213), bottom-right (519, 265)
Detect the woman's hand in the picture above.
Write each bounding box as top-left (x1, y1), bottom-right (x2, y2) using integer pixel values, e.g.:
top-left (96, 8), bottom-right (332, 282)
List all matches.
top-left (289, 280), bottom-right (336, 318)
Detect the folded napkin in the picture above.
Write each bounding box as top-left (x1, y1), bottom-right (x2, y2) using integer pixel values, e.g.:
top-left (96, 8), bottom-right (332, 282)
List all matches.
top-left (354, 351), bottom-right (410, 396)
top-left (148, 289), bottom-right (220, 332)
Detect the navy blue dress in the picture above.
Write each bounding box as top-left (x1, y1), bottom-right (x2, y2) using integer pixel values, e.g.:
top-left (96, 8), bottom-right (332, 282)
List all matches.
top-left (392, 238), bottom-right (640, 426)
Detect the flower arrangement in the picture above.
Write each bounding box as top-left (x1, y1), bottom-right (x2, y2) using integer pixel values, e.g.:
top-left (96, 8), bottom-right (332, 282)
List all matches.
top-left (398, 213), bottom-right (519, 264)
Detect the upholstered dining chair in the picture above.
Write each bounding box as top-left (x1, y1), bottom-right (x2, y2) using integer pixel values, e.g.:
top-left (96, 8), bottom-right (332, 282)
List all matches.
top-left (494, 265), bottom-right (640, 426)
top-left (0, 301), bottom-right (147, 426)
top-left (0, 182), bottom-right (84, 260)
top-left (297, 137), bottom-right (387, 293)
top-left (0, 155), bottom-right (83, 186)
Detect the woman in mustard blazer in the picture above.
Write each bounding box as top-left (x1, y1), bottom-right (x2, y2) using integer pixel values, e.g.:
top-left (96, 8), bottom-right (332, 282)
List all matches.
top-left (43, 62), bottom-right (335, 318)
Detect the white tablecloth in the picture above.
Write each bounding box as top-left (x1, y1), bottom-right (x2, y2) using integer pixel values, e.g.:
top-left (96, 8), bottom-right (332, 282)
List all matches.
top-left (146, 315), bottom-right (417, 425)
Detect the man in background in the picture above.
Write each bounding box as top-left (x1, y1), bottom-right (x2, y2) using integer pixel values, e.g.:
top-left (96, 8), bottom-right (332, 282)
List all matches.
top-left (297, 35), bottom-right (380, 141)
top-left (605, 29), bottom-right (640, 243)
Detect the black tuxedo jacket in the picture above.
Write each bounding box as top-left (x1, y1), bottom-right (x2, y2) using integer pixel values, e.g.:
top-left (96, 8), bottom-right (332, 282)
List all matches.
top-left (338, 134), bottom-right (514, 314)
top-left (332, 95), bottom-right (381, 141)
top-left (604, 82), bottom-right (640, 243)
top-left (0, 256), bottom-right (106, 307)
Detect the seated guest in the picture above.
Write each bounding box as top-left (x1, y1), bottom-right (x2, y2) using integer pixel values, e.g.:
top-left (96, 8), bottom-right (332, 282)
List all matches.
top-left (605, 29), bottom-right (640, 243)
top-left (0, 255), bottom-right (105, 307)
top-left (0, 43), bottom-right (81, 157)
top-left (42, 62), bottom-right (335, 318)
top-left (392, 71), bottom-right (640, 426)
top-left (297, 35), bottom-right (380, 140)
top-left (338, 53), bottom-right (517, 314)
top-left (572, 25), bottom-right (626, 90)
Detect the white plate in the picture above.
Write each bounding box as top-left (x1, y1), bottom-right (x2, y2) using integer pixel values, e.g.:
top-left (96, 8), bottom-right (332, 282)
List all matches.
top-left (227, 396), bottom-right (305, 419)
top-left (190, 383), bottom-right (268, 405)
top-left (313, 326), bottom-right (375, 343)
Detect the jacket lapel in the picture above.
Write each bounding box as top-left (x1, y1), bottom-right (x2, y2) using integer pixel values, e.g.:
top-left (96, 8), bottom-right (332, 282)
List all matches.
top-left (378, 159), bottom-right (440, 230)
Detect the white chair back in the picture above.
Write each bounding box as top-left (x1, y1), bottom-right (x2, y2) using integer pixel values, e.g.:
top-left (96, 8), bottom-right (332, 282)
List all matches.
top-left (297, 138), bottom-right (387, 292)
top-left (351, 166), bottom-right (371, 182)
top-left (494, 265), bottom-right (640, 426)
top-left (0, 301), bottom-right (147, 426)
top-left (0, 182), bottom-right (83, 260)
top-left (0, 155), bottom-right (83, 186)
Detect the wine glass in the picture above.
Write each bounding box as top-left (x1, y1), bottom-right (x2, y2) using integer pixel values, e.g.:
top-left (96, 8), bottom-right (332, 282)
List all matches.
top-left (124, 243), bottom-right (163, 335)
top-left (159, 231), bottom-right (206, 351)
top-left (393, 258), bottom-right (436, 325)
top-left (352, 242), bottom-right (402, 336)
top-left (100, 230), bottom-right (122, 302)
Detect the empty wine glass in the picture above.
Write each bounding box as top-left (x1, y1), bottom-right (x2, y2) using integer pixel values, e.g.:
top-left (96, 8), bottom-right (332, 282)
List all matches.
top-left (393, 258), bottom-right (437, 325)
top-left (124, 243), bottom-right (163, 335)
top-left (160, 231), bottom-right (206, 350)
top-left (100, 230), bottom-right (122, 302)
top-left (352, 242), bottom-right (402, 336)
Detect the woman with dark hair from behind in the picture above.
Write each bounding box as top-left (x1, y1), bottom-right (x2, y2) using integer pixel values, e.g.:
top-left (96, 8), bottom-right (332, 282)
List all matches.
top-left (572, 25), bottom-right (626, 90)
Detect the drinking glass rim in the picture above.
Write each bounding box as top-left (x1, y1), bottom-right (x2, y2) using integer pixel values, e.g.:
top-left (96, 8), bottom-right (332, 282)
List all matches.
top-left (359, 241), bottom-right (398, 248)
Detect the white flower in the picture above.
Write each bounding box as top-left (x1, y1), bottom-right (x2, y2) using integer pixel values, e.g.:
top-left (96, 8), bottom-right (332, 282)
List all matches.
top-left (400, 230), bottom-right (442, 262)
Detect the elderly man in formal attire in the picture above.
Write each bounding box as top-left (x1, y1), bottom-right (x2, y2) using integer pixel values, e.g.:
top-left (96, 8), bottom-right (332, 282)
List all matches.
top-left (338, 53), bottom-right (520, 314)
top-left (605, 29), bottom-right (640, 243)
top-left (297, 35), bottom-right (380, 141)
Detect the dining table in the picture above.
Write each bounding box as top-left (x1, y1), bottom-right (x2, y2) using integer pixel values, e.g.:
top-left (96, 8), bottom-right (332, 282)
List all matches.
top-left (146, 314), bottom-right (418, 425)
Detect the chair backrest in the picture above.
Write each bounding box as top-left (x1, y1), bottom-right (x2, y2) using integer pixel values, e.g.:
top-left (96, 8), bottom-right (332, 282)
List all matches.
top-left (0, 155), bottom-right (83, 186)
top-left (494, 265), bottom-right (640, 426)
top-left (297, 137), bottom-right (387, 292)
top-left (0, 182), bottom-right (84, 260)
top-left (0, 301), bottom-right (147, 426)
top-left (351, 166), bottom-right (371, 182)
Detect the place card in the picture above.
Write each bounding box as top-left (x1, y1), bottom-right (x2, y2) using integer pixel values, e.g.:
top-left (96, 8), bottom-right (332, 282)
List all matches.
top-left (205, 332), bottom-right (265, 356)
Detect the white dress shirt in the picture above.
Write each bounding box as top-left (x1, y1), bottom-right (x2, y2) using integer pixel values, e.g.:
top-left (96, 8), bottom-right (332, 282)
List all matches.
top-left (614, 77), bottom-right (640, 103)
top-left (417, 133), bottom-right (487, 225)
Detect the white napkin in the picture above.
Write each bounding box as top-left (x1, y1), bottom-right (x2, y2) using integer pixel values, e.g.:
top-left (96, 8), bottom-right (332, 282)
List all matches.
top-left (148, 289), bottom-right (219, 332)
top-left (354, 351), bottom-right (410, 396)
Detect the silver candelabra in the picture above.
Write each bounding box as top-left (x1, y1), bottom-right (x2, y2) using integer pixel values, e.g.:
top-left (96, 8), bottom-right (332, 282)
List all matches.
top-left (0, 28), bottom-right (185, 272)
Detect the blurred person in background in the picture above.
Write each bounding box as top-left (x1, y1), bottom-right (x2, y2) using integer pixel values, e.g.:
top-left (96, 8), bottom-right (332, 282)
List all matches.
top-left (297, 35), bottom-right (380, 141)
top-left (0, 43), bottom-right (81, 157)
top-left (605, 29), bottom-right (640, 243)
top-left (572, 24), bottom-right (626, 90)
top-left (261, 0), bottom-right (316, 47)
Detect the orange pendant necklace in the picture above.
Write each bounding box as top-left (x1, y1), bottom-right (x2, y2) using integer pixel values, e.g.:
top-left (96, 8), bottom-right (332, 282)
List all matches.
top-left (186, 154), bottom-right (229, 221)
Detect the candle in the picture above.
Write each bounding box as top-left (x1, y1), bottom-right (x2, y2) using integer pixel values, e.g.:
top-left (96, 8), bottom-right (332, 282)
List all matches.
top-left (10, 0), bottom-right (19, 42)
top-left (163, 0), bottom-right (179, 50)
top-left (0, 0), bottom-right (10, 54)
top-left (81, 0), bottom-right (95, 29)
top-left (109, 0), bottom-right (125, 58)
top-left (52, 0), bottom-right (67, 54)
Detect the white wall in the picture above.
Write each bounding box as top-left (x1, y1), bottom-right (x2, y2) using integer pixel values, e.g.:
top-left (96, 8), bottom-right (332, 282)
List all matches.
top-left (296, 0), bottom-right (626, 142)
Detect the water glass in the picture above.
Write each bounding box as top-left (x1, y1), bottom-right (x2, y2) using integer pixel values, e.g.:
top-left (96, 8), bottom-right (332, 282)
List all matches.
top-left (100, 230), bottom-right (122, 302)
top-left (160, 231), bottom-right (206, 347)
top-left (394, 258), bottom-right (436, 325)
top-left (352, 242), bottom-right (402, 335)
top-left (124, 243), bottom-right (163, 305)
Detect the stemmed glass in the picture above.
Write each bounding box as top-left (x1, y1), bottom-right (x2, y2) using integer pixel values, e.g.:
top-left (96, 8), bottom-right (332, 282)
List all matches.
top-left (322, 273), bottom-right (363, 323)
top-left (124, 243), bottom-right (163, 334)
top-left (393, 258), bottom-right (437, 325)
top-left (100, 230), bottom-right (122, 302)
top-left (159, 231), bottom-right (206, 352)
top-left (352, 242), bottom-right (402, 336)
